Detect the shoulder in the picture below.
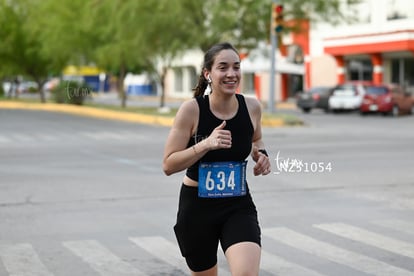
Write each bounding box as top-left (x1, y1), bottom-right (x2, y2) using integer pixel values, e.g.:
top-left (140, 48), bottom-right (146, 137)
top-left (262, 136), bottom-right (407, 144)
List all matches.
top-left (242, 94), bottom-right (262, 116)
top-left (172, 98), bottom-right (199, 132)
top-left (179, 98), bottom-right (198, 112)
top-left (238, 94), bottom-right (262, 131)
top-left (175, 98), bottom-right (199, 121)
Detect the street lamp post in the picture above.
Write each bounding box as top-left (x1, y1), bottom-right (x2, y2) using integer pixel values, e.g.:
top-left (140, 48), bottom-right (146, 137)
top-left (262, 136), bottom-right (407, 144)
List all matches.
top-left (269, 18), bottom-right (277, 113)
top-left (269, 0), bottom-right (283, 113)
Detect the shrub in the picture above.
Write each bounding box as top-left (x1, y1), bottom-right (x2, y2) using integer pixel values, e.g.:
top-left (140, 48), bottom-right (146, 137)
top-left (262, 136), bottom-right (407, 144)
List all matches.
top-left (52, 81), bottom-right (91, 105)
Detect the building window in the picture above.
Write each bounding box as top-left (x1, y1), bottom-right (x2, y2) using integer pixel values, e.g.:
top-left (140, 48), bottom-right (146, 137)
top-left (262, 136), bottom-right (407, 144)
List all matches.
top-left (188, 67), bottom-right (197, 91)
top-left (391, 58), bottom-right (414, 89)
top-left (287, 45), bottom-right (304, 64)
top-left (174, 68), bottom-right (183, 93)
top-left (172, 66), bottom-right (198, 96)
top-left (352, 1), bottom-right (371, 23)
top-left (387, 0), bottom-right (412, 20)
top-left (348, 60), bottom-right (372, 81)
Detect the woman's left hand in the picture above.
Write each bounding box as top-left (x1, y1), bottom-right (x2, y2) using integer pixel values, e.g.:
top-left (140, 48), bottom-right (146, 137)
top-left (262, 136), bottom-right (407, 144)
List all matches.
top-left (252, 147), bottom-right (271, 176)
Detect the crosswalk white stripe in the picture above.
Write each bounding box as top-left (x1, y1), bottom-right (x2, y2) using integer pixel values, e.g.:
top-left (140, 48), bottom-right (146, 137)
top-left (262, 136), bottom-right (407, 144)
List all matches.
top-left (99, 132), bottom-right (124, 140)
top-left (81, 131), bottom-right (134, 141)
top-left (129, 236), bottom-right (189, 274)
top-left (314, 222), bottom-right (414, 259)
top-left (260, 249), bottom-right (326, 276)
top-left (9, 134), bottom-right (34, 142)
top-left (263, 227), bottom-right (414, 276)
top-left (0, 135), bottom-right (11, 143)
top-left (0, 131), bottom-right (142, 144)
top-left (63, 240), bottom-right (146, 276)
top-left (34, 133), bottom-right (58, 142)
top-left (81, 132), bottom-right (106, 140)
top-left (121, 132), bottom-right (145, 141)
top-left (0, 243), bottom-right (53, 276)
top-left (371, 219), bottom-right (414, 236)
top-left (354, 192), bottom-right (414, 210)
top-left (129, 236), bottom-right (232, 276)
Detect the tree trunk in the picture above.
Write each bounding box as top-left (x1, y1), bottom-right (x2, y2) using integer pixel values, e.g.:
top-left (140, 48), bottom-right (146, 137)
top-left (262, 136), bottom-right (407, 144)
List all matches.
top-left (35, 78), bottom-right (46, 103)
top-left (159, 66), bottom-right (166, 108)
top-left (118, 61), bottom-right (127, 108)
top-left (39, 90), bottom-right (46, 103)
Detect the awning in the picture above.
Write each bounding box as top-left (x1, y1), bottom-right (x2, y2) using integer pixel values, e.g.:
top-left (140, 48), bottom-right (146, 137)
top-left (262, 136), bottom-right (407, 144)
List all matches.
top-left (63, 65), bottom-right (105, 76)
top-left (324, 30), bottom-right (414, 55)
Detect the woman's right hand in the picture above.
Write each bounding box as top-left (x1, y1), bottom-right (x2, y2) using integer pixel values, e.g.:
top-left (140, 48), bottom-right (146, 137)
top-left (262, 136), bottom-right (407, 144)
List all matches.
top-left (206, 121), bottom-right (232, 150)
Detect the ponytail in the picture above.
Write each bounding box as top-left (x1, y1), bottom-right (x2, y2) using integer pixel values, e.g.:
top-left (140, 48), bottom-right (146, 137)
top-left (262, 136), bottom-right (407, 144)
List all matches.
top-left (192, 72), bottom-right (208, 97)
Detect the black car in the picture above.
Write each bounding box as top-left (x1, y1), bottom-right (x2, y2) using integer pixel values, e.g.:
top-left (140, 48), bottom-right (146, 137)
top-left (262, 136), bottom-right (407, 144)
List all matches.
top-left (296, 86), bottom-right (333, 113)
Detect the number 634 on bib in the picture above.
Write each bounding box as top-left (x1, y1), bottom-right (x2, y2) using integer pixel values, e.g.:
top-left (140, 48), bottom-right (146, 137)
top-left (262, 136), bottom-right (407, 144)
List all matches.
top-left (198, 161), bottom-right (247, 198)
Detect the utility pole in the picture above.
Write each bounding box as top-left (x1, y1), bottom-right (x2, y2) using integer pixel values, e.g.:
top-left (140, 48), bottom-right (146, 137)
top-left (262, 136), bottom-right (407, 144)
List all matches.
top-left (269, 1), bottom-right (284, 113)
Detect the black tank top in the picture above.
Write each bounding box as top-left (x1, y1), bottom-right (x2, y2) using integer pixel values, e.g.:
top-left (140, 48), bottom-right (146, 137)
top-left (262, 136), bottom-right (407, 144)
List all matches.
top-left (186, 94), bottom-right (254, 181)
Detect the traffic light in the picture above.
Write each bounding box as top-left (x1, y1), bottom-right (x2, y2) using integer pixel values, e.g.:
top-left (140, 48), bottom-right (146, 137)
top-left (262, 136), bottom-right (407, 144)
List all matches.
top-left (273, 4), bottom-right (284, 34)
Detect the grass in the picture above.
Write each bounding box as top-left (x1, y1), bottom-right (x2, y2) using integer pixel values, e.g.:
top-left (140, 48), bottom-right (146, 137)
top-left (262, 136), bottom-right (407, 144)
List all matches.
top-left (262, 112), bottom-right (304, 126)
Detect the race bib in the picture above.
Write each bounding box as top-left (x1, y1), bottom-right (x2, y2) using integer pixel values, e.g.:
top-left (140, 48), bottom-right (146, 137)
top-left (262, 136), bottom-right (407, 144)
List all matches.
top-left (198, 161), bottom-right (247, 198)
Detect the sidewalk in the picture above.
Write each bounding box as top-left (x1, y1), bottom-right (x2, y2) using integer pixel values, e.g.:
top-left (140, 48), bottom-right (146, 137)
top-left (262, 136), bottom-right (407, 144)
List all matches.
top-left (0, 101), bottom-right (175, 126)
top-left (90, 92), bottom-right (298, 110)
top-left (0, 93), bottom-right (299, 127)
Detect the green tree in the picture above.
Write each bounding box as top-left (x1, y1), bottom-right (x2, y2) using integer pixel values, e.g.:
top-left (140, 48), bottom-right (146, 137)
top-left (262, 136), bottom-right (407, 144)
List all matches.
top-left (34, 0), bottom-right (94, 70)
top-left (180, 0), bottom-right (271, 52)
top-left (34, 0), bottom-right (101, 106)
top-left (180, 0), bottom-right (361, 53)
top-left (83, 0), bottom-right (195, 108)
top-left (0, 0), bottom-right (360, 106)
top-left (135, 0), bottom-right (196, 108)
top-left (81, 0), bottom-right (146, 108)
top-left (280, 0), bottom-right (361, 25)
top-left (0, 0), bottom-right (51, 102)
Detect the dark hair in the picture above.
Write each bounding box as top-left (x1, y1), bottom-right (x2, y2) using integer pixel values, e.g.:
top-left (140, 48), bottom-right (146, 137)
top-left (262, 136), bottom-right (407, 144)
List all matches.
top-left (192, 42), bottom-right (239, 97)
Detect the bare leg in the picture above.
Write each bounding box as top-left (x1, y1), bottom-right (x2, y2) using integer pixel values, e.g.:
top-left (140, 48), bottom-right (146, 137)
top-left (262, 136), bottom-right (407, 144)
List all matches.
top-left (225, 242), bottom-right (261, 276)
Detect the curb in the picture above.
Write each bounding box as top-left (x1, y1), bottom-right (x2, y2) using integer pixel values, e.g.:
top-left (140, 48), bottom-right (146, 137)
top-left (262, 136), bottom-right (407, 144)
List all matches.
top-left (261, 117), bottom-right (285, 127)
top-left (0, 101), bottom-right (174, 127)
top-left (0, 101), bottom-right (289, 127)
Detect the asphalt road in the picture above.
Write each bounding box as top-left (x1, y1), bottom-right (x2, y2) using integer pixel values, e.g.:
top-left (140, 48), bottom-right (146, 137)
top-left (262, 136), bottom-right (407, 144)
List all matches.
top-left (0, 108), bottom-right (414, 276)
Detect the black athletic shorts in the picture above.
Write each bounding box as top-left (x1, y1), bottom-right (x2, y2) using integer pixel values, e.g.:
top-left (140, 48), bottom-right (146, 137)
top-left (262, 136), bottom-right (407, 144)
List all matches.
top-left (173, 183), bottom-right (261, 272)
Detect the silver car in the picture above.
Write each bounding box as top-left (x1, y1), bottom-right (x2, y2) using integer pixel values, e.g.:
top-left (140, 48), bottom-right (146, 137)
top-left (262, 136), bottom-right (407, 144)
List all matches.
top-left (328, 82), bottom-right (372, 112)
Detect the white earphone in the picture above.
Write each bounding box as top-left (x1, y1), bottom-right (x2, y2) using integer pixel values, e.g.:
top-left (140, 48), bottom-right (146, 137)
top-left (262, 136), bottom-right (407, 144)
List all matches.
top-left (204, 75), bottom-right (212, 96)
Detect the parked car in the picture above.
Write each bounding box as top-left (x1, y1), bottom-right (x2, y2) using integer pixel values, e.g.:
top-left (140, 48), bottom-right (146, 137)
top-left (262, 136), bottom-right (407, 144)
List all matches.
top-left (17, 81), bottom-right (38, 93)
top-left (296, 86), bottom-right (333, 113)
top-left (329, 81), bottom-right (373, 112)
top-left (360, 84), bottom-right (414, 116)
top-left (42, 78), bottom-right (60, 92)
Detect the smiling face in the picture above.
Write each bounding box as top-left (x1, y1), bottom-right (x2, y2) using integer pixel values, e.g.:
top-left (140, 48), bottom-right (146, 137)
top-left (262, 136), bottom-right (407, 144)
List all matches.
top-left (204, 49), bottom-right (241, 96)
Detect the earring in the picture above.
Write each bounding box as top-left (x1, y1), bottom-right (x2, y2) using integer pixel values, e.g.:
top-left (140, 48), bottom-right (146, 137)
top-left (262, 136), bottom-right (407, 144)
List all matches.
top-left (203, 77), bottom-right (212, 97)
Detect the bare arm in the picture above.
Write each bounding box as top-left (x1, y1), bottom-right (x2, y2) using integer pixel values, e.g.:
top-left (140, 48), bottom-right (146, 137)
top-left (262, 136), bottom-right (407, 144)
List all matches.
top-left (245, 96), bottom-right (271, 176)
top-left (163, 100), bottom-right (204, 175)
